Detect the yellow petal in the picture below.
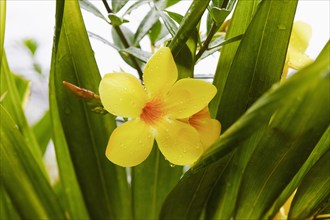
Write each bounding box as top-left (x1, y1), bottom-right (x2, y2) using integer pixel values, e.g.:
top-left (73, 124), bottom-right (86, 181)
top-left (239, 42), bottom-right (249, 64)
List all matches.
top-left (106, 119), bottom-right (154, 167)
top-left (188, 108), bottom-right (221, 150)
top-left (164, 78), bottom-right (217, 119)
top-left (155, 119), bottom-right (203, 165)
top-left (290, 21), bottom-right (312, 53)
top-left (287, 47), bottom-right (313, 70)
top-left (143, 47), bottom-right (178, 98)
top-left (99, 73), bottom-right (147, 118)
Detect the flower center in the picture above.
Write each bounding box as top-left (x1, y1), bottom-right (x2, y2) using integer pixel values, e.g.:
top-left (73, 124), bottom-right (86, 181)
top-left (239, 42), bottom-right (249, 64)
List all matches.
top-left (140, 99), bottom-right (163, 125)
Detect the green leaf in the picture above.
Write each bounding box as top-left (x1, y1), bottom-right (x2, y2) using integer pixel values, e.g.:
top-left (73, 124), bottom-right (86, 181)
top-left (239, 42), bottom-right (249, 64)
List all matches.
top-left (108, 13), bottom-right (128, 27)
top-left (148, 20), bottom-right (168, 44)
top-left (264, 125), bottom-right (330, 219)
top-left (0, 186), bottom-right (21, 220)
top-left (209, 0), bottom-right (259, 117)
top-left (168, 0), bottom-right (210, 57)
top-left (23, 38), bottom-right (38, 55)
top-left (0, 0), bottom-right (5, 62)
top-left (123, 0), bottom-right (149, 16)
top-left (0, 53), bottom-right (45, 174)
top-left (288, 149), bottom-right (330, 219)
top-left (160, 42), bottom-right (330, 220)
top-left (134, 9), bottom-right (160, 45)
top-left (0, 106), bottom-right (65, 219)
top-left (111, 0), bottom-right (129, 13)
top-left (88, 31), bottom-right (119, 49)
top-left (158, 10), bottom-right (179, 37)
top-left (51, 0), bottom-right (131, 219)
top-left (13, 73), bottom-right (31, 108)
top-left (132, 146), bottom-right (183, 220)
top-left (210, 7), bottom-right (230, 26)
top-left (79, 0), bottom-right (108, 23)
top-left (217, 0), bottom-right (298, 130)
top-left (155, 0), bottom-right (181, 9)
top-left (196, 34), bottom-right (242, 62)
top-left (120, 47), bottom-right (152, 63)
top-left (32, 110), bottom-right (51, 154)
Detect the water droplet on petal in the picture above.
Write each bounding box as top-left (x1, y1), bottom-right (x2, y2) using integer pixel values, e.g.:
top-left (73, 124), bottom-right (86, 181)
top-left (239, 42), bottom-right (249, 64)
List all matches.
top-left (169, 163), bottom-right (176, 168)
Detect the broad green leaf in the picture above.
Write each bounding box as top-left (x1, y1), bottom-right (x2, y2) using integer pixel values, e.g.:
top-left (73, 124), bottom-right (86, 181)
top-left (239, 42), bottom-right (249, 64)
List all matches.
top-left (32, 110), bottom-right (51, 154)
top-left (168, 0), bottom-right (210, 57)
top-left (134, 9), bottom-right (159, 45)
top-left (111, 0), bottom-right (129, 13)
top-left (217, 0), bottom-right (298, 130)
top-left (264, 125), bottom-right (330, 219)
top-left (204, 1), bottom-right (298, 217)
top-left (160, 43), bottom-right (330, 220)
top-left (13, 73), bottom-right (31, 108)
top-left (0, 54), bottom-right (45, 174)
top-left (132, 146), bottom-right (183, 220)
top-left (209, 0), bottom-right (259, 118)
top-left (79, 0), bottom-right (108, 23)
top-left (0, 106), bottom-right (65, 219)
top-left (0, 186), bottom-right (21, 220)
top-left (288, 149), bottom-right (330, 219)
top-left (0, 0), bottom-right (5, 63)
top-left (120, 47), bottom-right (152, 63)
top-left (49, 2), bottom-right (90, 219)
top-left (51, 0), bottom-right (131, 219)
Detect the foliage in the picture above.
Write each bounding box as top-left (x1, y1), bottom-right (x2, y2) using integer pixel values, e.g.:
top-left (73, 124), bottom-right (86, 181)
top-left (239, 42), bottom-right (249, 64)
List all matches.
top-left (1, 0), bottom-right (329, 219)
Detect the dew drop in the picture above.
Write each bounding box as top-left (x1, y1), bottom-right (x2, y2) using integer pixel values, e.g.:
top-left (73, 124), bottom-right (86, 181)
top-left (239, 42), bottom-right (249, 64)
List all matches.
top-left (183, 148), bottom-right (187, 153)
top-left (169, 163), bottom-right (176, 168)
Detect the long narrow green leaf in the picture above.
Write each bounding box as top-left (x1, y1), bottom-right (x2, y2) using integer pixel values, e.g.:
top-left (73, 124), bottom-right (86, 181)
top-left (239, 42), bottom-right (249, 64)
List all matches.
top-left (111, 0), bottom-right (129, 13)
top-left (132, 146), bottom-right (183, 220)
top-left (288, 149), bottom-right (330, 219)
top-left (168, 0), bottom-right (210, 57)
top-left (0, 106), bottom-right (65, 219)
top-left (32, 110), bottom-right (51, 154)
top-left (209, 0), bottom-right (259, 117)
top-left (0, 54), bottom-right (45, 174)
top-left (0, 186), bottom-right (21, 220)
top-left (134, 9), bottom-right (159, 45)
top-left (13, 73), bottom-right (31, 108)
top-left (51, 0), bottom-right (131, 219)
top-left (217, 0), bottom-right (298, 131)
top-left (160, 43), bottom-right (330, 220)
top-left (0, 0), bottom-right (5, 63)
top-left (79, 0), bottom-right (108, 23)
top-left (205, 0), bottom-right (298, 217)
top-left (264, 125), bottom-right (330, 219)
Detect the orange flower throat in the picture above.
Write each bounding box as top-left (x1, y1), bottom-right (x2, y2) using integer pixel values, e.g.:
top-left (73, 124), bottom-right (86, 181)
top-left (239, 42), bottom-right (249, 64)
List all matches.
top-left (140, 99), bottom-right (163, 125)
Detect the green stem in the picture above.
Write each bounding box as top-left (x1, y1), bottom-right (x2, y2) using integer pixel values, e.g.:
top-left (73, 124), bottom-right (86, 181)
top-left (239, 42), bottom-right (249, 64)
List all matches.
top-left (195, 22), bottom-right (219, 61)
top-left (101, 0), bottom-right (144, 80)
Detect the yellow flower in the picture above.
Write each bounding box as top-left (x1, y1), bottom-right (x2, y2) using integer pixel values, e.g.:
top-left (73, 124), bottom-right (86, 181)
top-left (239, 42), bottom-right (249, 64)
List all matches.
top-left (99, 47), bottom-right (218, 167)
top-left (181, 107), bottom-right (221, 151)
top-left (283, 21), bottom-right (313, 79)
